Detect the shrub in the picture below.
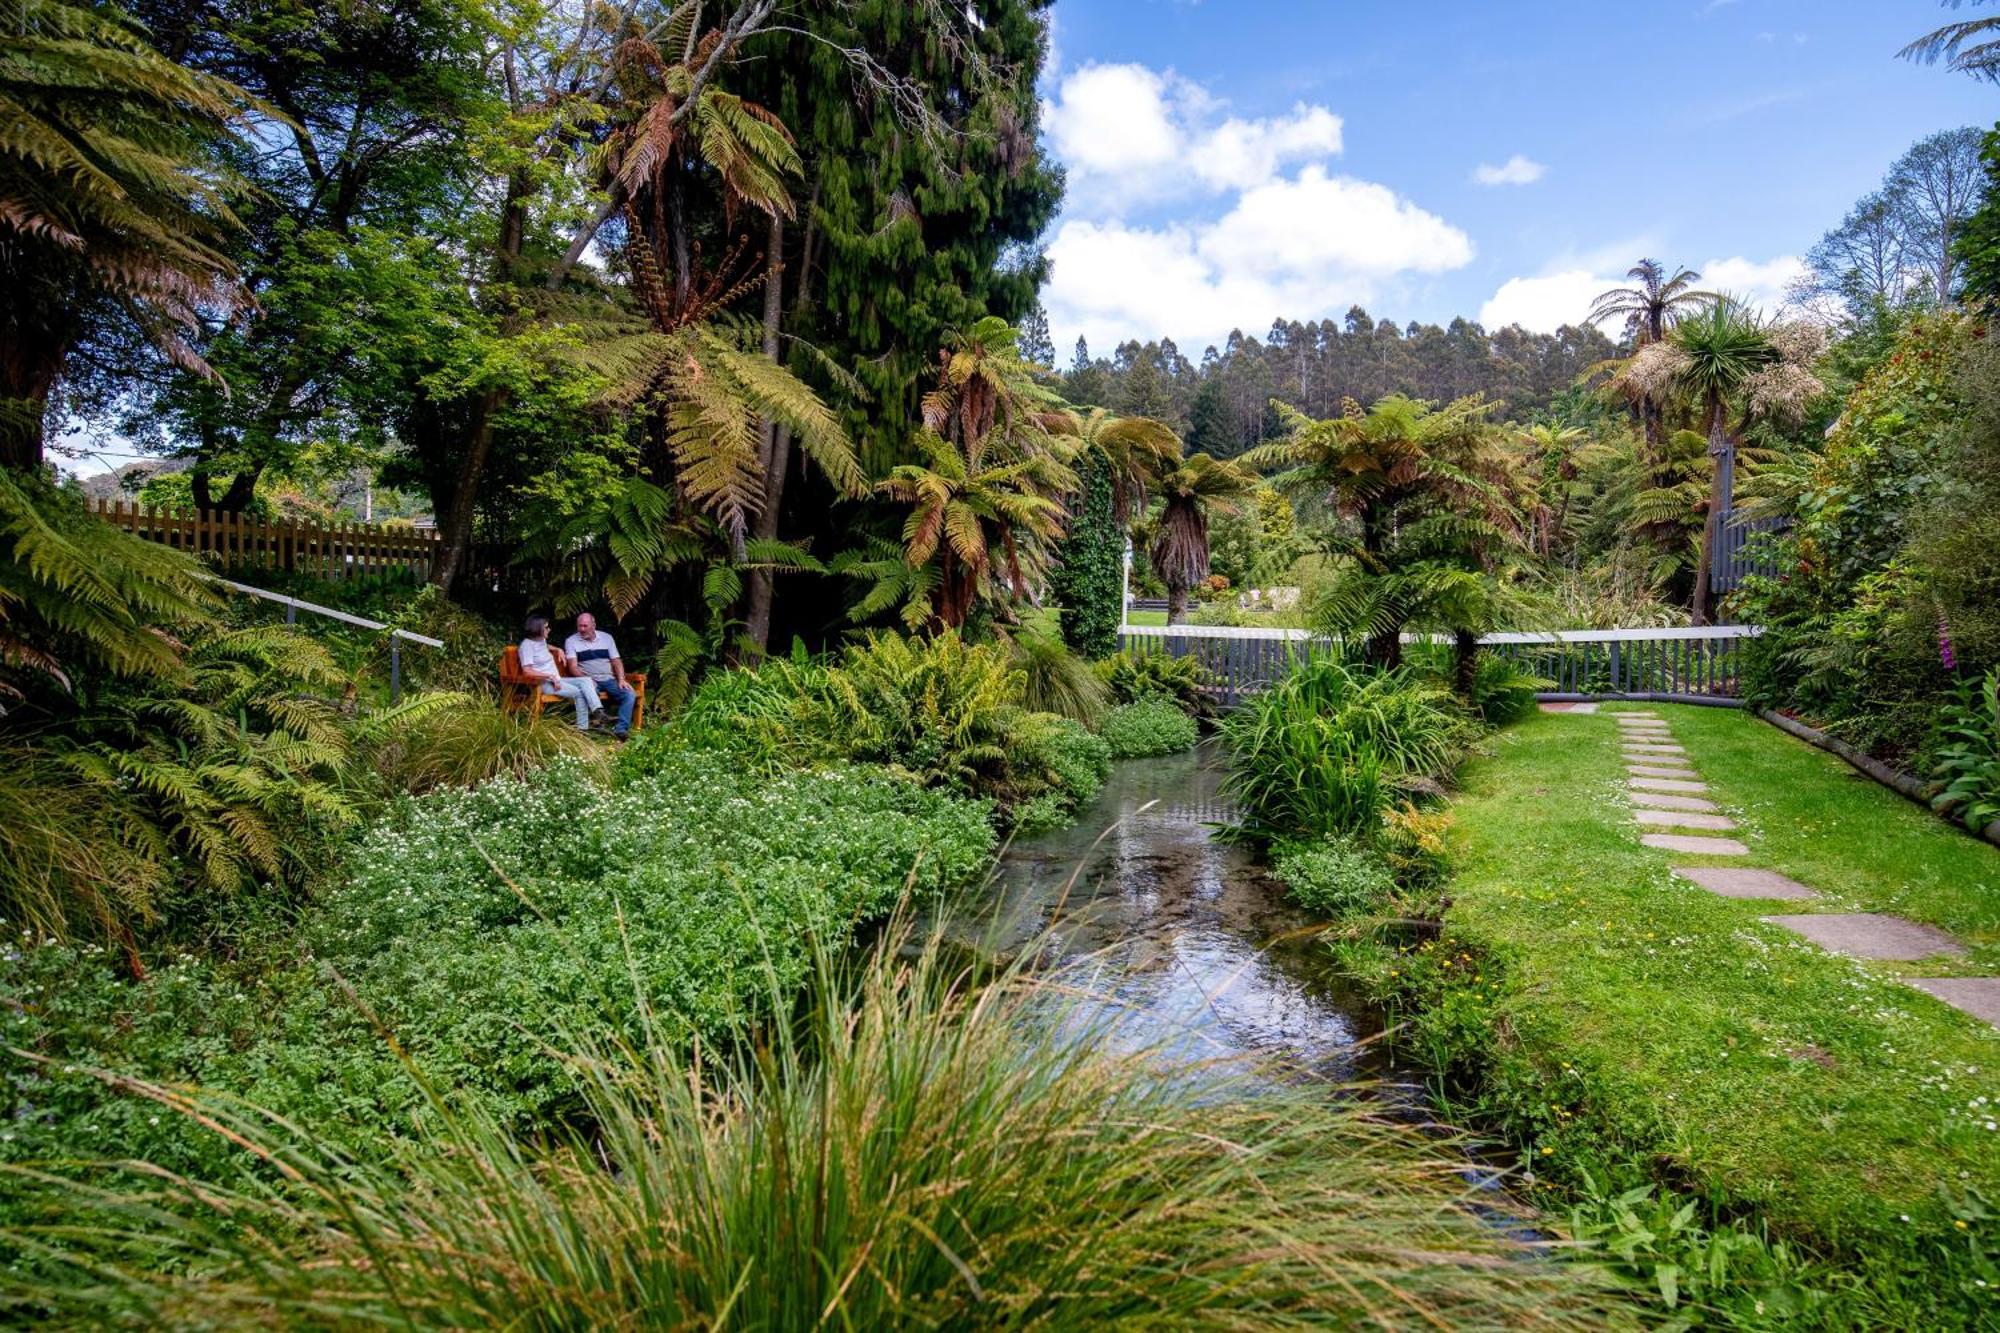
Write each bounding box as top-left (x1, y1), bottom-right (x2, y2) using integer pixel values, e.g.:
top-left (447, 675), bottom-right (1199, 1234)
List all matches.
top-left (1933, 669), bottom-right (2000, 833)
top-left (1008, 617), bottom-right (1111, 727)
top-left (1273, 837), bottom-right (1395, 917)
top-left (1467, 654), bottom-right (1547, 726)
top-left (1100, 698), bottom-right (1200, 759)
top-left (11, 925), bottom-right (1630, 1328)
top-left (1381, 802), bottom-right (1454, 890)
top-left (1004, 712), bottom-right (1111, 816)
top-left (1222, 658), bottom-right (1469, 842)
top-left (315, 753), bottom-right (995, 1129)
top-left (1098, 648), bottom-right (1212, 718)
top-left (368, 699), bottom-right (608, 794)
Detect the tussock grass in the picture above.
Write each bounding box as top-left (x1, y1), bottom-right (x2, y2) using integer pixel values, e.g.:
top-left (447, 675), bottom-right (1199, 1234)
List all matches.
top-left (4, 917), bottom-right (1631, 1329)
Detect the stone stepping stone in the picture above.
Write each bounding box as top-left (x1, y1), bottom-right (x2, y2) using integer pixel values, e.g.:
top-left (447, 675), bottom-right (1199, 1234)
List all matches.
top-left (1906, 977), bottom-right (2000, 1028)
top-left (1630, 777), bottom-right (1708, 794)
top-left (1633, 808), bottom-right (1738, 831)
top-left (1761, 913), bottom-right (1966, 961)
top-left (1628, 764), bottom-right (1699, 779)
top-left (1615, 723), bottom-right (1670, 733)
top-left (1673, 867), bottom-right (1819, 901)
top-left (1539, 701), bottom-right (1598, 713)
top-left (1614, 717), bottom-right (1669, 727)
top-left (1613, 710), bottom-right (1660, 717)
top-left (1642, 833), bottom-right (1750, 855)
top-left (1630, 790), bottom-right (1719, 812)
top-left (1624, 743), bottom-right (1688, 755)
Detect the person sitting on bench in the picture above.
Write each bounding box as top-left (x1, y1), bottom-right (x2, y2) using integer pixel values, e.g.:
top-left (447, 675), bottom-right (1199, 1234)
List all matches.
top-left (562, 612), bottom-right (636, 740)
top-left (519, 614), bottom-right (606, 731)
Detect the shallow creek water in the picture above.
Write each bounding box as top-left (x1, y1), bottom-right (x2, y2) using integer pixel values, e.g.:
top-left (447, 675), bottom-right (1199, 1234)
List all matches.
top-left (962, 742), bottom-right (1392, 1088)
top-left (951, 741), bottom-right (1538, 1231)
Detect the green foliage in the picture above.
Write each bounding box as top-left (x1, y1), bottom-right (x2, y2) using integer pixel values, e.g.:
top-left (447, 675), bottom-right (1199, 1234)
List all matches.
top-left (1960, 128), bottom-right (2000, 303)
top-left (0, 472), bottom-right (217, 700)
top-left (1222, 658), bottom-right (1471, 842)
top-left (1099, 698), bottom-right (1200, 759)
top-left (1272, 837), bottom-right (1396, 917)
top-left (1007, 617), bottom-right (1110, 726)
top-left (1099, 648), bottom-right (1213, 718)
top-left (1736, 311), bottom-right (1998, 758)
top-left (368, 700), bottom-right (607, 795)
top-left (647, 632), bottom-right (1108, 828)
top-left (315, 754), bottom-right (994, 1130)
top-left (1465, 654), bottom-right (1547, 725)
top-left (1048, 453), bottom-right (1122, 658)
top-left (1933, 670), bottom-right (2000, 832)
top-left (4, 922), bottom-right (1629, 1329)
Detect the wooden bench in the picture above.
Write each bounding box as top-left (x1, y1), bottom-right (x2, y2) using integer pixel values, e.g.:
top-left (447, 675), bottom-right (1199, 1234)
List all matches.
top-left (499, 646), bottom-right (647, 731)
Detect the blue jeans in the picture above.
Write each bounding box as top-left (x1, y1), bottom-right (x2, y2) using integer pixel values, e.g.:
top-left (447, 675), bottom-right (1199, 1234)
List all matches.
top-left (540, 675), bottom-right (603, 729)
top-left (590, 678), bottom-right (637, 735)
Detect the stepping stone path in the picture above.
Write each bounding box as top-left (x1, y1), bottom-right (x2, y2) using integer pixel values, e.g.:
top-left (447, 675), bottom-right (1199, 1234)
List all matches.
top-left (1593, 708), bottom-right (2000, 1028)
top-left (1633, 809), bottom-right (1739, 831)
top-left (1759, 913), bottom-right (1966, 961)
top-left (1642, 832), bottom-right (1752, 855)
top-left (1672, 867), bottom-right (1819, 901)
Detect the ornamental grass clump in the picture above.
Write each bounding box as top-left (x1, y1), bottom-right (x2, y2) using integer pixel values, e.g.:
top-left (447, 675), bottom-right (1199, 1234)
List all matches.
top-left (5, 920), bottom-right (1629, 1329)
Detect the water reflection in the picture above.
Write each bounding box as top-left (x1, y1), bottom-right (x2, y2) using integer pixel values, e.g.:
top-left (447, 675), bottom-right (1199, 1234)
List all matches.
top-left (961, 744), bottom-right (1381, 1085)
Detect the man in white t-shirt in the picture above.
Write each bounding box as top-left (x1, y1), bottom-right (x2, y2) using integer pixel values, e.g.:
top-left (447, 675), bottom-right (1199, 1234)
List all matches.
top-left (518, 614), bottom-right (605, 731)
top-left (562, 612), bottom-right (636, 739)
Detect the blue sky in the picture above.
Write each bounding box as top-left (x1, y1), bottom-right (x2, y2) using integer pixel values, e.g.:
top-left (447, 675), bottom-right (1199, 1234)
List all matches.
top-left (1036, 0), bottom-right (1998, 356)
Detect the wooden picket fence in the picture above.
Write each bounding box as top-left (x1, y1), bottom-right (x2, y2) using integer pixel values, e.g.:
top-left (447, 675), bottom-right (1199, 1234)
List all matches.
top-left (89, 498), bottom-right (440, 580)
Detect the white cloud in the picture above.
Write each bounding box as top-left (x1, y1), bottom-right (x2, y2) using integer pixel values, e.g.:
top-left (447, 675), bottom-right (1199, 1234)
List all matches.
top-left (1477, 253), bottom-right (1810, 335)
top-left (1478, 269), bottom-right (1613, 334)
top-left (1041, 60), bottom-right (1472, 351)
top-left (1700, 254), bottom-right (1809, 314)
top-left (1471, 154), bottom-right (1546, 187)
top-left (1042, 61), bottom-right (1342, 208)
top-left (1046, 169), bottom-right (1473, 352)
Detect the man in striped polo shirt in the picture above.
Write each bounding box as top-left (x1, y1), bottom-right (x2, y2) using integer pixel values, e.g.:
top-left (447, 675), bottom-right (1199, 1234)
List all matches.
top-left (562, 612), bottom-right (636, 740)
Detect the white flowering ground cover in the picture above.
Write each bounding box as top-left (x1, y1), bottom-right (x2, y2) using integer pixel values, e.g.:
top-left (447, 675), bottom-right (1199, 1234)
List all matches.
top-left (1, 751), bottom-right (996, 1208)
top-left (1342, 705), bottom-right (2000, 1322)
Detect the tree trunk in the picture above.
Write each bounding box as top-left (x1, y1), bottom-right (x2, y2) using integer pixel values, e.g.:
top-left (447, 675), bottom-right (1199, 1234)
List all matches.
top-left (1166, 581), bottom-right (1190, 625)
top-left (0, 336), bottom-right (65, 472)
top-left (1690, 393), bottom-right (1728, 627)
top-left (743, 210), bottom-right (788, 656)
top-left (430, 174), bottom-right (530, 592)
top-left (1365, 625), bottom-right (1404, 670)
top-left (1453, 628), bottom-right (1479, 699)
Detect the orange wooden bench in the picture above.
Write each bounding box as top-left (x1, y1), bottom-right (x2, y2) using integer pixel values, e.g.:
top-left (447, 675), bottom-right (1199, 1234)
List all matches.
top-left (499, 646), bottom-right (647, 731)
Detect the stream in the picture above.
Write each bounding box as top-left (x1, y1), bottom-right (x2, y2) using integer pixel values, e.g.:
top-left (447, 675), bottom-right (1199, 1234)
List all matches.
top-left (966, 742), bottom-right (1393, 1088)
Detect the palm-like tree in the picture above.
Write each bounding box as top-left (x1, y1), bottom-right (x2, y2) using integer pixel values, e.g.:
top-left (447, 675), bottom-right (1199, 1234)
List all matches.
top-left (1149, 454), bottom-right (1258, 624)
top-left (877, 428), bottom-right (1076, 631)
top-left (1246, 394), bottom-right (1498, 664)
top-left (1588, 261), bottom-right (1714, 346)
top-left (1900, 2), bottom-right (2000, 81)
top-left (1670, 300), bottom-right (1777, 624)
top-left (871, 318), bottom-right (1080, 630)
top-left (1074, 407), bottom-right (1181, 526)
top-left (1, 0), bottom-right (262, 469)
top-left (1516, 423), bottom-right (1590, 558)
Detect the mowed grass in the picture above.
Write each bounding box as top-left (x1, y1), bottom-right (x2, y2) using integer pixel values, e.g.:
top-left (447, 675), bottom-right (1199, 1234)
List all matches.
top-left (1443, 705), bottom-right (2000, 1254)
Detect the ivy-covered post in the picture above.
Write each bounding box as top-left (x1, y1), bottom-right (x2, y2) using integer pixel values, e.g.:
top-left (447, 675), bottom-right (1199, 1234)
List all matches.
top-left (1051, 452), bottom-right (1122, 659)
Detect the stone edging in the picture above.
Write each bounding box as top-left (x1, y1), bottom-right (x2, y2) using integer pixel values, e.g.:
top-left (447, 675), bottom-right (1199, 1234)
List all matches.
top-left (1536, 692), bottom-right (1743, 708)
top-left (1757, 709), bottom-right (2000, 851)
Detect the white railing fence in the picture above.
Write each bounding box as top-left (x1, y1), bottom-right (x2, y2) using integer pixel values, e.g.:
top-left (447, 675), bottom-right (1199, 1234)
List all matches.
top-left (1118, 624), bottom-right (1761, 705)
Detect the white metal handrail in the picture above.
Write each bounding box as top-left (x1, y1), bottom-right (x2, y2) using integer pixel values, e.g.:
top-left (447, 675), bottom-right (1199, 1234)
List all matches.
top-left (214, 577), bottom-right (443, 700)
top-left (1119, 623), bottom-right (1762, 645)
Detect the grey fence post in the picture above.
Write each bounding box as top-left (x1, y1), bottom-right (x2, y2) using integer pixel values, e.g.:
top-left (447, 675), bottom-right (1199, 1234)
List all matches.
top-left (391, 636), bottom-right (402, 704)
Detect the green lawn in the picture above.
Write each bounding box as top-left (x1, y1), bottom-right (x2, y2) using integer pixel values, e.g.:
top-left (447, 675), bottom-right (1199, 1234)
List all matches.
top-left (1407, 704), bottom-right (2000, 1302)
top-left (1124, 609), bottom-right (1168, 627)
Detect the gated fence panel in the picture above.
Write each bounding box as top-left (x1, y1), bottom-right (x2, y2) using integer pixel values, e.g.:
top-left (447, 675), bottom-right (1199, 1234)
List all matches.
top-left (1117, 624), bottom-right (1761, 704)
top-left (90, 499), bottom-right (440, 580)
